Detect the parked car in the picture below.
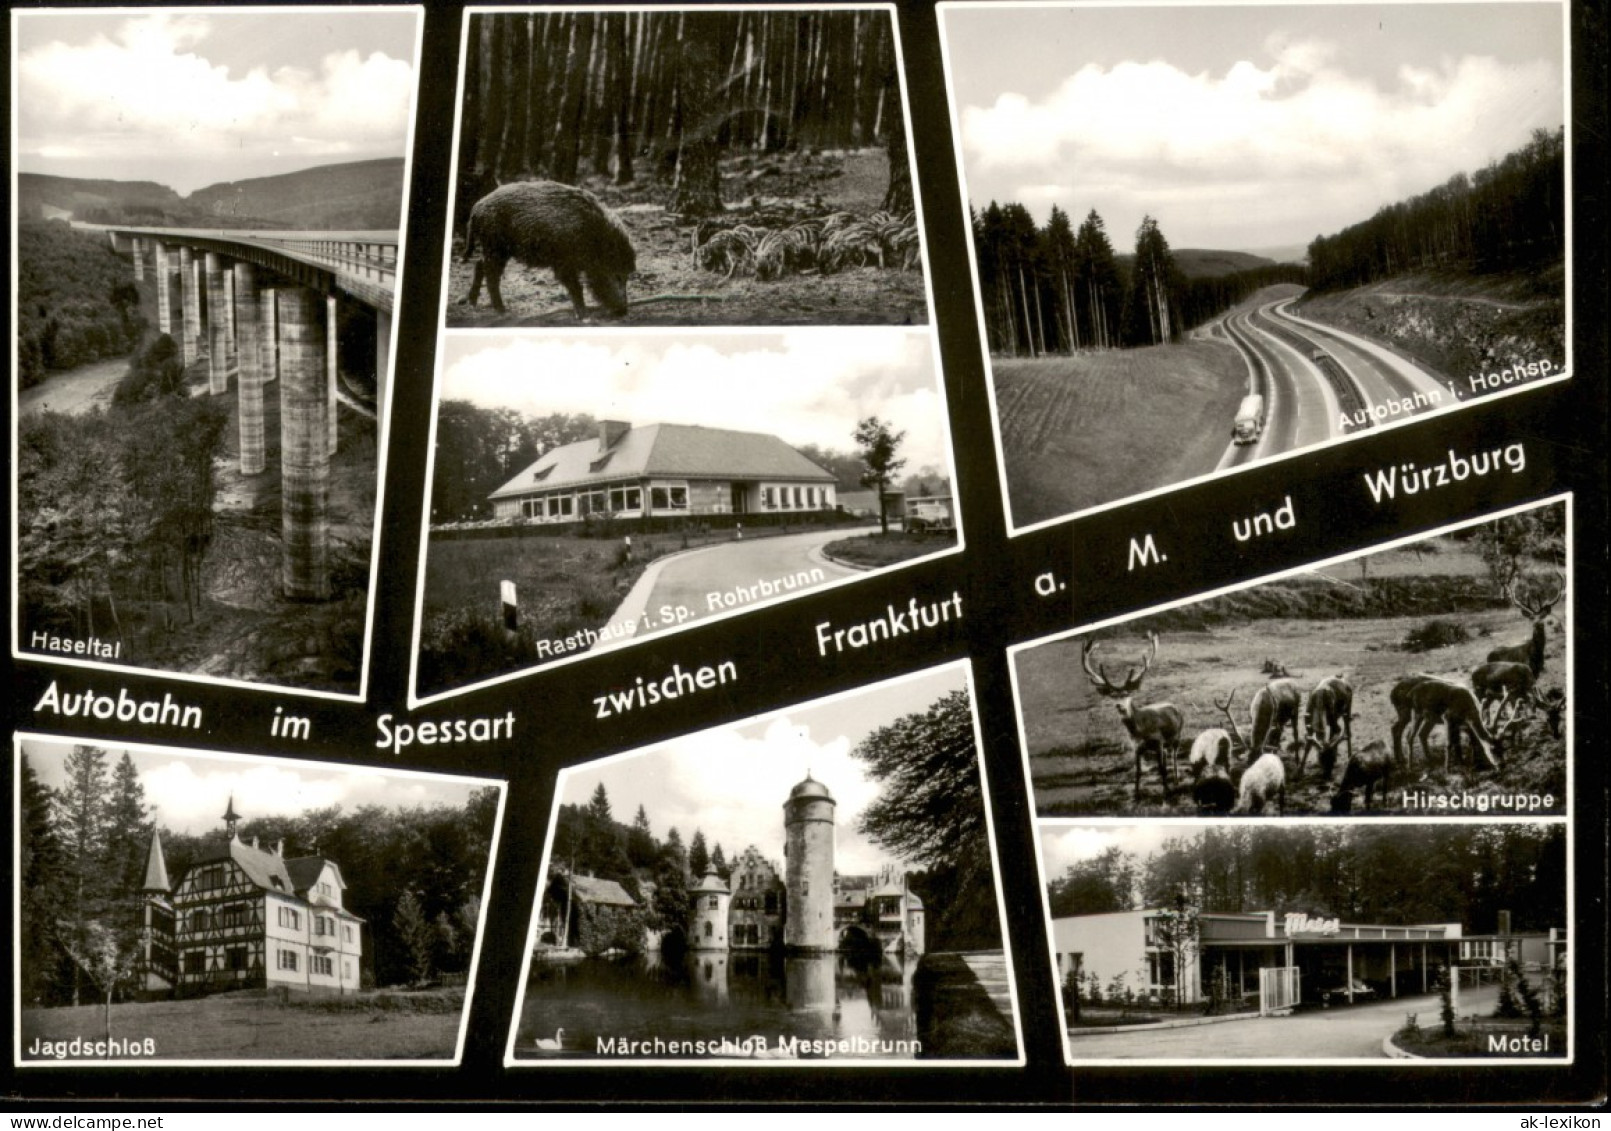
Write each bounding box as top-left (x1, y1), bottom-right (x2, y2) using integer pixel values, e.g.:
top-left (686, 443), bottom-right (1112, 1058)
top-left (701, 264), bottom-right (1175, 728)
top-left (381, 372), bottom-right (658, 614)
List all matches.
top-left (906, 501), bottom-right (954, 534)
top-left (1318, 978), bottom-right (1377, 1006)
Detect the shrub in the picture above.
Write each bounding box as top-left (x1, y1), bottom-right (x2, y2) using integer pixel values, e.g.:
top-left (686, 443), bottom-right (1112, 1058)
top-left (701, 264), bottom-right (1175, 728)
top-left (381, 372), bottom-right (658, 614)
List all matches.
top-left (1510, 959), bottom-right (1544, 1038)
top-left (1436, 966), bottom-right (1456, 1037)
top-left (1403, 619), bottom-right (1469, 652)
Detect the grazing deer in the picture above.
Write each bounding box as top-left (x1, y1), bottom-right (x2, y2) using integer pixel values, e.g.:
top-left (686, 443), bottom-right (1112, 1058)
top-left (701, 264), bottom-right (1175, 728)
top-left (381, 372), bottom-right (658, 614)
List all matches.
top-left (1251, 679), bottom-right (1303, 755)
top-left (1487, 569), bottom-right (1564, 676)
top-left (1081, 632), bottom-right (1183, 801)
top-left (1187, 728), bottom-right (1235, 778)
top-left (1470, 661), bottom-right (1566, 736)
top-left (1396, 676), bottom-right (1518, 772)
top-left (1389, 674), bottom-right (1435, 767)
top-left (1302, 676), bottom-right (1354, 779)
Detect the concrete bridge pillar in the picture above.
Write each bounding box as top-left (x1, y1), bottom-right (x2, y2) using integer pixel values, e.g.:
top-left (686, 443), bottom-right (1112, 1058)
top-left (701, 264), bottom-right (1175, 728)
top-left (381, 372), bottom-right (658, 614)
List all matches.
top-left (179, 247), bottom-right (201, 367)
top-left (131, 237), bottom-right (145, 282)
top-left (374, 308), bottom-right (392, 413)
top-left (326, 294), bottom-right (340, 455)
top-left (259, 287), bottom-right (279, 385)
top-left (234, 262), bottom-right (265, 476)
top-left (154, 242), bottom-right (172, 335)
top-left (277, 287), bottom-right (332, 602)
top-left (225, 268), bottom-right (238, 373)
top-left (205, 252), bottom-right (231, 394)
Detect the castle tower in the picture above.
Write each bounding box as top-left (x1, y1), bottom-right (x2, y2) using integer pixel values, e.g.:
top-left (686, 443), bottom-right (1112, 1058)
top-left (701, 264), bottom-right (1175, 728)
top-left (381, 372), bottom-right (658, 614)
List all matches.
top-left (140, 828), bottom-right (174, 993)
top-left (783, 774), bottom-right (835, 952)
top-left (690, 871), bottom-right (730, 951)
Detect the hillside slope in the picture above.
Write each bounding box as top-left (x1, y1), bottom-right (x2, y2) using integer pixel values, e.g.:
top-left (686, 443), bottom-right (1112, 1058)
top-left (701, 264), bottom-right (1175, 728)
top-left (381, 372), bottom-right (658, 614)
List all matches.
top-left (17, 158), bottom-right (405, 231)
top-left (1294, 264), bottom-right (1565, 383)
top-left (188, 158), bottom-right (406, 229)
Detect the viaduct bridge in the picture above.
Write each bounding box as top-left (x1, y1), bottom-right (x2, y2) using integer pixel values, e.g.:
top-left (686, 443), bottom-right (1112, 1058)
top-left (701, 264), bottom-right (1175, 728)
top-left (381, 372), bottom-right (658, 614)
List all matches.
top-left (99, 226), bottom-right (397, 602)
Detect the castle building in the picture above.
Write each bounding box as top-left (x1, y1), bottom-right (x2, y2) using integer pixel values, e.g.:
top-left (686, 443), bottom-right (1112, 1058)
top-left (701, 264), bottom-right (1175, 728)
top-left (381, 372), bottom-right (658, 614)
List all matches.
top-left (783, 774), bottom-right (837, 952)
top-left (140, 798), bottom-right (363, 997)
top-left (728, 847), bottom-right (784, 949)
top-left (690, 871), bottom-right (731, 951)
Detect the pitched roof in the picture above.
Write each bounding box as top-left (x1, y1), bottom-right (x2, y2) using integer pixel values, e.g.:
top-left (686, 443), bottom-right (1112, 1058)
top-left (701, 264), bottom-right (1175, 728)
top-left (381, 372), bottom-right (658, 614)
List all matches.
top-left (142, 829), bottom-right (170, 893)
top-left (200, 836), bottom-right (298, 894)
top-left (285, 856), bottom-right (344, 896)
top-left (490, 423), bottom-right (835, 499)
top-left (569, 875), bottom-right (637, 908)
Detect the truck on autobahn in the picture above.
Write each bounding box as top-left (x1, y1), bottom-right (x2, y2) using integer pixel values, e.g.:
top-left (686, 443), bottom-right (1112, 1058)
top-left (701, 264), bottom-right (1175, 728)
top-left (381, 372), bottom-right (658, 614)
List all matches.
top-left (1233, 394), bottom-right (1265, 445)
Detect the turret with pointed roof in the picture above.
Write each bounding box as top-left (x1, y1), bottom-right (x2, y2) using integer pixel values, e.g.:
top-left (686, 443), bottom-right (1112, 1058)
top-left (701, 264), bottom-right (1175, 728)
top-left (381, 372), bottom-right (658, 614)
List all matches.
top-left (141, 828), bottom-right (170, 894)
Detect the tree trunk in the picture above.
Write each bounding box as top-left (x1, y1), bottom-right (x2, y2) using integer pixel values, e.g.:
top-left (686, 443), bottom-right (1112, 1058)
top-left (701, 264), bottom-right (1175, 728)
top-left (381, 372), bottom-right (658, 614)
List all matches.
top-left (483, 17), bottom-right (510, 181)
top-left (611, 15), bottom-right (635, 184)
top-left (879, 28), bottom-right (912, 216)
top-left (670, 15), bottom-right (724, 218)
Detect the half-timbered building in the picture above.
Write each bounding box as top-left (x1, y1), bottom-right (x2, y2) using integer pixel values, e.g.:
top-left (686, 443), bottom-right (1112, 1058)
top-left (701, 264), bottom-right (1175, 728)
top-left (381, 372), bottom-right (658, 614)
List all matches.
top-left (140, 799), bottom-right (363, 997)
top-left (487, 420), bottom-right (838, 523)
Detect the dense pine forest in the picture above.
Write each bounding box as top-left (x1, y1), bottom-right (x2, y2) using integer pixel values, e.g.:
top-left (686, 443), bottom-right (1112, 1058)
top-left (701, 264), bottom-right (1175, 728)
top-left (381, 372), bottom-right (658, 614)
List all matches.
top-left (1307, 128), bottom-right (1565, 291)
top-left (1047, 824), bottom-right (1565, 935)
top-left (449, 10), bottom-right (925, 325)
top-left (19, 746), bottom-right (499, 1006)
top-left (16, 220), bottom-right (146, 390)
top-left (457, 10), bottom-right (905, 217)
top-left (972, 127), bottom-right (1564, 359)
top-left (538, 690), bottom-right (1001, 957)
top-left (970, 204), bottom-right (1306, 357)
top-left (19, 338), bottom-right (230, 643)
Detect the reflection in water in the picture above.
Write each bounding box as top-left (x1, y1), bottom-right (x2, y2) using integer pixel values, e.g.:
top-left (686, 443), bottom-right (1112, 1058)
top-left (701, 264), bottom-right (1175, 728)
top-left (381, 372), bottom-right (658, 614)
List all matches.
top-left (516, 949), bottom-right (921, 1060)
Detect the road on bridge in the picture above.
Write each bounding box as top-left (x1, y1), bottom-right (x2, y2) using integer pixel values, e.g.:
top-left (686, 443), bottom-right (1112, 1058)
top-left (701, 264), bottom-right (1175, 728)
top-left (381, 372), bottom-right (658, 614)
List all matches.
top-left (591, 526), bottom-right (870, 652)
top-left (1214, 299), bottom-right (1447, 471)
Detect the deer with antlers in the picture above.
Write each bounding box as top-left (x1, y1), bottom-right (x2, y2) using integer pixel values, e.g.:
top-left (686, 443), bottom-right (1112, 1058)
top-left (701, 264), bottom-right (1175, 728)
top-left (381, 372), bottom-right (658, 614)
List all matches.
top-left (1470, 660), bottom-right (1567, 737)
top-left (1301, 676), bottom-right (1354, 779)
top-left (1389, 675), bottom-right (1519, 773)
top-left (1081, 632), bottom-right (1183, 802)
top-left (1213, 680), bottom-right (1302, 761)
top-left (1487, 568), bottom-right (1564, 676)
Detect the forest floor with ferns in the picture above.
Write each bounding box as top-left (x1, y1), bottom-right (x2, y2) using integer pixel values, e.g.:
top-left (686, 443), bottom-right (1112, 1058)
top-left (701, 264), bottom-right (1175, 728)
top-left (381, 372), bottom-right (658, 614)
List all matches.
top-left (992, 339), bottom-right (1247, 526)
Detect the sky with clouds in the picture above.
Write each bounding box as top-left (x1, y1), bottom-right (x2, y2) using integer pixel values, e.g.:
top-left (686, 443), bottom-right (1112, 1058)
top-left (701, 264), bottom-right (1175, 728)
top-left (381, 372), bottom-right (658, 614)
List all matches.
top-left (21, 739), bottom-right (488, 836)
top-left (15, 9), bottom-right (419, 196)
top-left (554, 667), bottom-right (975, 877)
top-left (944, 2), bottom-right (1564, 252)
top-left (439, 329), bottom-right (953, 473)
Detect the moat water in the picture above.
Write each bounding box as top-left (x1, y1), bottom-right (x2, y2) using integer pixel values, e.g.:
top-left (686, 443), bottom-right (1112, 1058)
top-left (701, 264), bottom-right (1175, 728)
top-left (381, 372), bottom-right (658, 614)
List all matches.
top-left (512, 948), bottom-right (921, 1061)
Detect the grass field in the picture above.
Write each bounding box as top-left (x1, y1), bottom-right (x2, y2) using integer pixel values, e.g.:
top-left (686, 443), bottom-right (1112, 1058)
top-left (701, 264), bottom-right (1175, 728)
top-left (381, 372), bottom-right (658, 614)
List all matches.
top-left (418, 518), bottom-right (853, 693)
top-left (20, 988), bottom-right (465, 1062)
top-left (992, 339), bottom-right (1247, 527)
top-left (824, 530), bottom-right (956, 568)
top-left (1016, 539), bottom-right (1568, 816)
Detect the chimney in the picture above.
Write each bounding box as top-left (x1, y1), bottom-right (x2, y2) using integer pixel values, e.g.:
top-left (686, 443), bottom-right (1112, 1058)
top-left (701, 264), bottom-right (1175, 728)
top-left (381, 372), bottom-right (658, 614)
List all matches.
top-left (251, 836), bottom-right (259, 850)
top-left (274, 839), bottom-right (284, 858)
top-left (599, 420), bottom-right (630, 449)
top-left (1497, 910), bottom-right (1512, 936)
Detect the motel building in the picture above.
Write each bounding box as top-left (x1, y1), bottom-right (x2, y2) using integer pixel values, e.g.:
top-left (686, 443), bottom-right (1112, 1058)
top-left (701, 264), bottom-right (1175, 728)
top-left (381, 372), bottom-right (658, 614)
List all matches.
top-left (488, 420), bottom-right (838, 523)
top-left (1050, 909), bottom-right (1560, 1012)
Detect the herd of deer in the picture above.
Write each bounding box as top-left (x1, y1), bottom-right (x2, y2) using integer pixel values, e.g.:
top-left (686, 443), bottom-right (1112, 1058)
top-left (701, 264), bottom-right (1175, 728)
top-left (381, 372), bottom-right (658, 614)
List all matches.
top-left (1076, 572), bottom-right (1567, 815)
